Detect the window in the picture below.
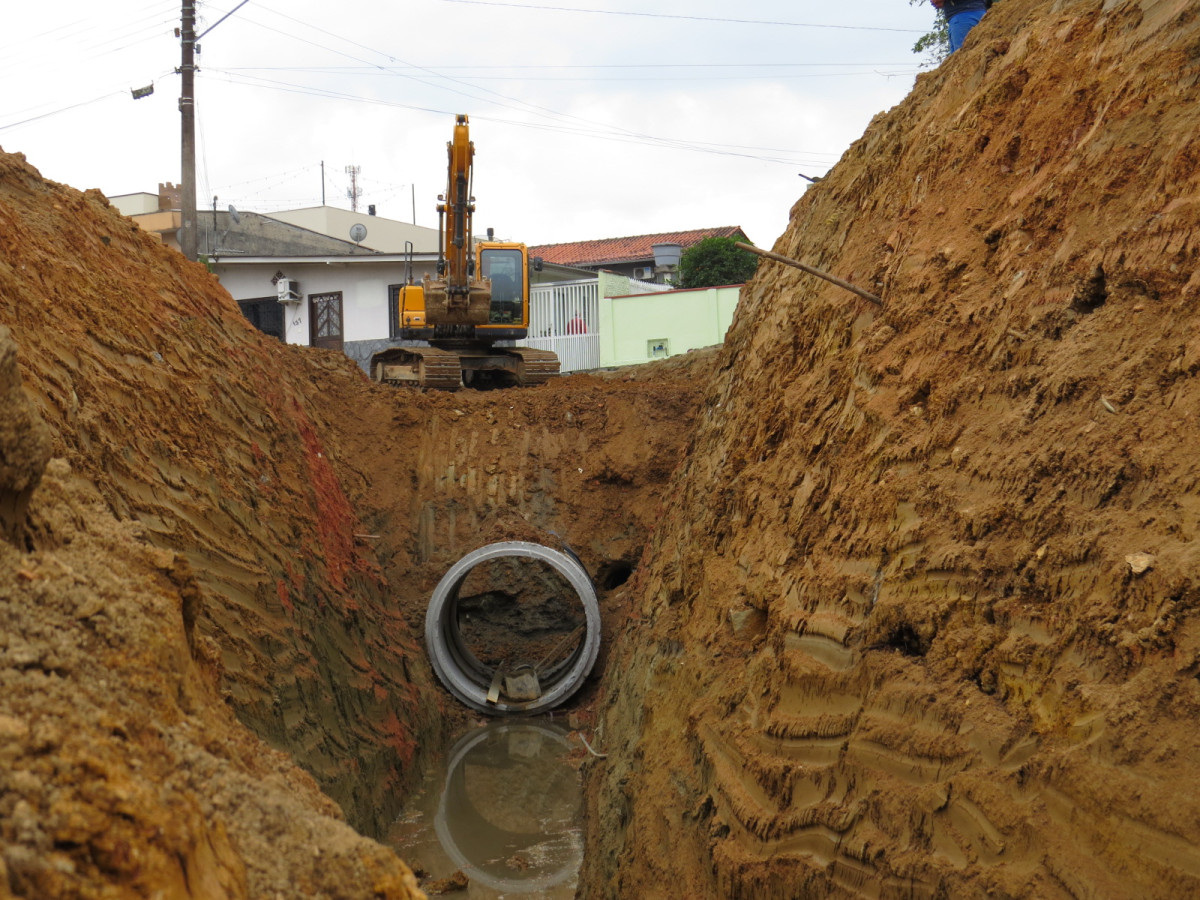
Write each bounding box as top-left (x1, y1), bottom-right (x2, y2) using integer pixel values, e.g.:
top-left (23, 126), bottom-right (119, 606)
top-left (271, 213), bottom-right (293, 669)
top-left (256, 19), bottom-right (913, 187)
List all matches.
top-left (388, 283), bottom-right (403, 338)
top-left (480, 247), bottom-right (523, 324)
top-left (237, 297), bottom-right (285, 341)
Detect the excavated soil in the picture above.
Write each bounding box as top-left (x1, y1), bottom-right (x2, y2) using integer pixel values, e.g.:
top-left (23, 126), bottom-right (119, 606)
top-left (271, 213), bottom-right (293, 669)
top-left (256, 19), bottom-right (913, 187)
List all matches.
top-left (584, 1), bottom-right (1200, 898)
top-left (0, 143), bottom-right (707, 896)
top-left (4, 0), bottom-right (1200, 896)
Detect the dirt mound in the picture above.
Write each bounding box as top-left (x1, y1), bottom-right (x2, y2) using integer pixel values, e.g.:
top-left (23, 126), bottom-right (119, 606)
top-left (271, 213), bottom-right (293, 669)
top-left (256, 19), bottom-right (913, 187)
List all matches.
top-left (0, 149), bottom-right (448, 841)
top-left (0, 330), bottom-right (424, 897)
top-left (584, 0), bottom-right (1200, 897)
top-left (0, 147), bottom-right (709, 895)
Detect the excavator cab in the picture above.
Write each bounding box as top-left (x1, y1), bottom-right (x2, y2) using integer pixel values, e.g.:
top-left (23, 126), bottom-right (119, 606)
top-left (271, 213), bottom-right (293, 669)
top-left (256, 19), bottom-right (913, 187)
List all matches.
top-left (480, 245), bottom-right (524, 325)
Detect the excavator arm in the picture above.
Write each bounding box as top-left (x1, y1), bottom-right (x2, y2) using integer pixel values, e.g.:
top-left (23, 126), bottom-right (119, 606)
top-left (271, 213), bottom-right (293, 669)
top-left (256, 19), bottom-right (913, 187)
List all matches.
top-left (441, 115), bottom-right (473, 299)
top-left (426, 114), bottom-right (491, 323)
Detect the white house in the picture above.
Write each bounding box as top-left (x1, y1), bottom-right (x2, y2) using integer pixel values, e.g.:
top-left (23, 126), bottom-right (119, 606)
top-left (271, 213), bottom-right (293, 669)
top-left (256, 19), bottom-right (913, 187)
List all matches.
top-left (214, 250), bottom-right (740, 376)
top-left (109, 187), bottom-right (742, 375)
top-left (213, 252), bottom-right (437, 369)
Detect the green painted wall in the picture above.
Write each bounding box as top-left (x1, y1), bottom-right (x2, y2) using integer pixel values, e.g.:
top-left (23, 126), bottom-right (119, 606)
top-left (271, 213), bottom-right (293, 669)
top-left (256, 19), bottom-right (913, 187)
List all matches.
top-left (597, 272), bottom-right (740, 367)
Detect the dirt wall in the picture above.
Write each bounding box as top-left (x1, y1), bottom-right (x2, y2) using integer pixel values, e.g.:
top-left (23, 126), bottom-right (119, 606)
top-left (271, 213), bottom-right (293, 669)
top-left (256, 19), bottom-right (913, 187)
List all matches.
top-left (345, 367), bottom-right (707, 633)
top-left (0, 326), bottom-right (425, 898)
top-left (584, 1), bottom-right (1200, 897)
top-left (0, 151), bottom-right (444, 841)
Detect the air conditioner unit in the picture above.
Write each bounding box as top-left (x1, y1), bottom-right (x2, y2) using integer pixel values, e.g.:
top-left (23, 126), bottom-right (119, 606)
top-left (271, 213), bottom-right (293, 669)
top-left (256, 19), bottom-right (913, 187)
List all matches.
top-left (276, 278), bottom-right (301, 304)
top-left (633, 266), bottom-right (654, 281)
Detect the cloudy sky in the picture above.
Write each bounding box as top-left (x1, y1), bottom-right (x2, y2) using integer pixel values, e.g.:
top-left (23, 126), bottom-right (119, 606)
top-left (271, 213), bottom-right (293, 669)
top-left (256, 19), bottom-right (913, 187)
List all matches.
top-left (2, 1), bottom-right (938, 248)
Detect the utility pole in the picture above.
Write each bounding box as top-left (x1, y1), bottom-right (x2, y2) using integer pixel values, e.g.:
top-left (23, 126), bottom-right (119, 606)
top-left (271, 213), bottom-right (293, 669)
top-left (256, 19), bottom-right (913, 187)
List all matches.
top-left (179, 1), bottom-right (198, 261)
top-left (178, 0), bottom-right (248, 262)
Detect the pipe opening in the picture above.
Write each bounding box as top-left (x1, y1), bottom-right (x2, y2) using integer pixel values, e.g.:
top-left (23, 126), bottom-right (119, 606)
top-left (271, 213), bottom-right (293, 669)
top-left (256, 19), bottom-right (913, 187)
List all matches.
top-left (426, 542), bottom-right (601, 715)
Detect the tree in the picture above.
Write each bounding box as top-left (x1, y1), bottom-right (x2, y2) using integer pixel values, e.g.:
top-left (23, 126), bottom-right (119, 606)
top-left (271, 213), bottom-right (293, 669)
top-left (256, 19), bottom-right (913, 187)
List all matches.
top-left (909, 0), bottom-right (949, 65)
top-left (677, 237), bottom-right (759, 289)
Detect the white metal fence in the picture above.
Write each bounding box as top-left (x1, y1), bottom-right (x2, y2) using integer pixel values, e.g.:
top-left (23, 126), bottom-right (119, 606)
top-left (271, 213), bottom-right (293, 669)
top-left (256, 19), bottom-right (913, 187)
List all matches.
top-left (526, 280), bottom-right (600, 373)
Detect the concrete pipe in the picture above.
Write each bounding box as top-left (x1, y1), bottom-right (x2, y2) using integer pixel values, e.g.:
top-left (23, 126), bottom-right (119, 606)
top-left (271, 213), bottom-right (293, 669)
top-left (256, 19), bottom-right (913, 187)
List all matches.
top-left (425, 541), bottom-right (602, 715)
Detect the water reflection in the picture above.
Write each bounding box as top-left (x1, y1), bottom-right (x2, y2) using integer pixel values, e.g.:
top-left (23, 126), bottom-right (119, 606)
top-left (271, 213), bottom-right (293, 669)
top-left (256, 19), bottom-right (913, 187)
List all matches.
top-left (389, 720), bottom-right (583, 898)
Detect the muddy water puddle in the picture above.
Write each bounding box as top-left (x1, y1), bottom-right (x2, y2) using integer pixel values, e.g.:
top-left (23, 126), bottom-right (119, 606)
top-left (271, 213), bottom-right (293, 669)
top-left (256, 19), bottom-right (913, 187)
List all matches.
top-left (387, 719), bottom-right (584, 898)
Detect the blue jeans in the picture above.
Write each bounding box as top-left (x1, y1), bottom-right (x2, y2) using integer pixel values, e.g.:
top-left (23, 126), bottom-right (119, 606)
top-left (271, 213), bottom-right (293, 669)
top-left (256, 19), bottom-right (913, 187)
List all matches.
top-left (949, 8), bottom-right (986, 52)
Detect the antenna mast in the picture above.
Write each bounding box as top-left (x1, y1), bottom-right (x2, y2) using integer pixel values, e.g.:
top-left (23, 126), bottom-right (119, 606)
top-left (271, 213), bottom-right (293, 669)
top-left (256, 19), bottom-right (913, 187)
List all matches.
top-left (346, 165), bottom-right (362, 212)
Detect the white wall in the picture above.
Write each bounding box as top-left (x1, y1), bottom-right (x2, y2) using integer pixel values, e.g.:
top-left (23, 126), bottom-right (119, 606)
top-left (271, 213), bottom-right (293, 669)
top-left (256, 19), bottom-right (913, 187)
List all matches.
top-left (266, 207), bottom-right (441, 253)
top-left (214, 260), bottom-right (435, 346)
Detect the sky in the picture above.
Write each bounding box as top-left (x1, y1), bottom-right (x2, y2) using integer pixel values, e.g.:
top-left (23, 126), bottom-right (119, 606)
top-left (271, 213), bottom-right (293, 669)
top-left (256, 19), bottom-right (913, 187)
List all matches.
top-left (1, 1), bottom-right (939, 248)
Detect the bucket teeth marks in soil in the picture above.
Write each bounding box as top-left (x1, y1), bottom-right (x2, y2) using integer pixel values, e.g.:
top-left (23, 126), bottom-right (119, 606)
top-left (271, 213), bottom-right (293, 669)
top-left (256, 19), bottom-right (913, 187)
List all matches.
top-left (753, 681), bottom-right (861, 765)
top-left (959, 720), bottom-right (1040, 770)
top-left (725, 724), bottom-right (853, 814)
top-left (701, 720), bottom-right (867, 862)
top-left (778, 602), bottom-right (864, 674)
top-left (763, 712), bottom-right (858, 745)
top-left (801, 609), bottom-right (862, 647)
top-left (784, 632), bottom-right (858, 672)
top-left (729, 638), bottom-right (1044, 893)
top-left (845, 725), bottom-right (971, 787)
top-left (1038, 765), bottom-right (1200, 891)
top-left (940, 795), bottom-right (1009, 865)
top-left (1066, 712), bottom-right (1107, 746)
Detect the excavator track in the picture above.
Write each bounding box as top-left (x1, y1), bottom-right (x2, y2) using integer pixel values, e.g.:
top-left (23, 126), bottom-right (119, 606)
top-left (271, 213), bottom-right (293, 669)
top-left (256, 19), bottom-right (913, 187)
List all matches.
top-left (506, 347), bottom-right (561, 386)
top-left (370, 347), bottom-right (464, 390)
top-left (370, 345), bottom-right (560, 390)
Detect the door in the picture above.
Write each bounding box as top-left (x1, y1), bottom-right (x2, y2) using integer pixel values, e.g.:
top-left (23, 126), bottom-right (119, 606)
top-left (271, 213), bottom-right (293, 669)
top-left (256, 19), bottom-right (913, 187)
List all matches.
top-left (310, 291), bottom-right (344, 351)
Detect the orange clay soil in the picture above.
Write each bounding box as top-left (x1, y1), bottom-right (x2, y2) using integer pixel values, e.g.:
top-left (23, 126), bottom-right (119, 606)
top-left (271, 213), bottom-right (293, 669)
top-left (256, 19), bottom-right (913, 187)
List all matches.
top-left (4, 0), bottom-right (1200, 897)
top-left (582, 0), bottom-right (1200, 898)
top-left (0, 147), bottom-right (707, 895)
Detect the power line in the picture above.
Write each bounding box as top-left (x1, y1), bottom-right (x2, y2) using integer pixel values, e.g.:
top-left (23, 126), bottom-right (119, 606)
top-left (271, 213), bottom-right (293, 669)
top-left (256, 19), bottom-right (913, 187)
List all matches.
top-left (0, 0), bottom-right (174, 52)
top-left (199, 0), bottom-right (252, 39)
top-left (215, 62), bottom-right (921, 80)
top-left (0, 90), bottom-right (128, 133)
top-left (440, 0), bottom-right (927, 33)
top-left (0, 64), bottom-right (174, 127)
top-left (0, 3), bottom-right (177, 120)
top-left (0, 3), bottom-right (176, 72)
top-left (214, 163), bottom-right (324, 192)
top-left (199, 68), bottom-right (841, 167)
top-left (226, 10), bottom-right (622, 137)
top-left (240, 3), bottom-right (894, 166)
top-left (206, 3), bottom-right (904, 176)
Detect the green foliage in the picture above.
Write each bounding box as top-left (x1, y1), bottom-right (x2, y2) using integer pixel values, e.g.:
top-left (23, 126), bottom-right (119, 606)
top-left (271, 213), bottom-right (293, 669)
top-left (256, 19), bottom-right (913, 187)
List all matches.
top-left (908, 0), bottom-right (949, 65)
top-left (677, 237), bottom-right (758, 289)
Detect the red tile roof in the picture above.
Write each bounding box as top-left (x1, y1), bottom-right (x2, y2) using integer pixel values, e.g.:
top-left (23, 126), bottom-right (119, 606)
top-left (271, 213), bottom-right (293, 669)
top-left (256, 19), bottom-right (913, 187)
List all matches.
top-left (530, 226), bottom-right (747, 268)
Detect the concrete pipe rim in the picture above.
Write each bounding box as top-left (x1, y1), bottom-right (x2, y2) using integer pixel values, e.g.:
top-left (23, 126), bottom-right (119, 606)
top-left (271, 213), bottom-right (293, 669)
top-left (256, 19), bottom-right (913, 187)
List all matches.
top-left (425, 541), bottom-right (602, 715)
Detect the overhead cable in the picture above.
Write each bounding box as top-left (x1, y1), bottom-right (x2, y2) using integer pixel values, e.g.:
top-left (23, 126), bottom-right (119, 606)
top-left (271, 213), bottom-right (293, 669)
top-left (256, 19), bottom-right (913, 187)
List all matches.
top-left (440, 0), bottom-right (927, 33)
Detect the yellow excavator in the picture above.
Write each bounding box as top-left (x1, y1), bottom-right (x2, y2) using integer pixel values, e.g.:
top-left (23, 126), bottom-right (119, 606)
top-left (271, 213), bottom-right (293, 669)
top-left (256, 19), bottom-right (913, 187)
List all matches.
top-left (369, 115), bottom-right (560, 390)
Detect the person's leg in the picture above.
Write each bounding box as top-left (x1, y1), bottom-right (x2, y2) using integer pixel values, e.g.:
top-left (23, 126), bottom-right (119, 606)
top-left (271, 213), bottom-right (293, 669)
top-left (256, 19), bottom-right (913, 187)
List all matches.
top-left (948, 9), bottom-right (986, 52)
